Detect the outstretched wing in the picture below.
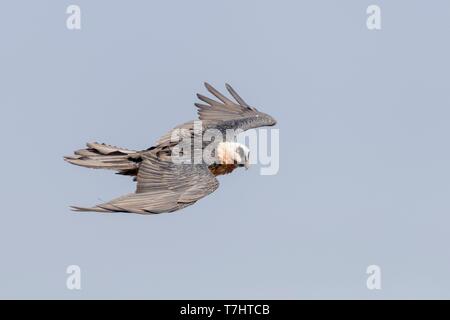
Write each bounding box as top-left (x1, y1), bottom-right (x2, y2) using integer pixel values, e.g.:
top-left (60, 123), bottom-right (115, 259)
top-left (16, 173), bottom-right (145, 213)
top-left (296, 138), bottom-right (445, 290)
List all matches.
top-left (195, 83), bottom-right (277, 132)
top-left (71, 153), bottom-right (219, 214)
top-left (150, 83), bottom-right (276, 155)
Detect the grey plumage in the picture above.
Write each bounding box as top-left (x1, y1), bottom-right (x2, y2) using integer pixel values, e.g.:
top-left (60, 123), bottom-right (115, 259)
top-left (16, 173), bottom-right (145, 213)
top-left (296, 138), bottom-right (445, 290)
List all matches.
top-left (71, 153), bottom-right (218, 214)
top-left (195, 82), bottom-right (276, 130)
top-left (64, 142), bottom-right (142, 177)
top-left (65, 83), bottom-right (276, 214)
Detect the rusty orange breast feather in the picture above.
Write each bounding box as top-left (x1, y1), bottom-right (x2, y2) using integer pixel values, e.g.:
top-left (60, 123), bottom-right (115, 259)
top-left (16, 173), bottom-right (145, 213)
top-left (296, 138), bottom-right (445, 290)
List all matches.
top-left (208, 164), bottom-right (237, 176)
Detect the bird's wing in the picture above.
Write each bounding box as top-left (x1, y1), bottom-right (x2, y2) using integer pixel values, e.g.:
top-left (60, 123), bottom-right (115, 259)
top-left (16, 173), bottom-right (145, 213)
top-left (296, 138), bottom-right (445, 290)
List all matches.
top-left (152, 121), bottom-right (197, 151)
top-left (71, 153), bottom-right (219, 214)
top-left (151, 83), bottom-right (275, 154)
top-left (195, 83), bottom-right (276, 132)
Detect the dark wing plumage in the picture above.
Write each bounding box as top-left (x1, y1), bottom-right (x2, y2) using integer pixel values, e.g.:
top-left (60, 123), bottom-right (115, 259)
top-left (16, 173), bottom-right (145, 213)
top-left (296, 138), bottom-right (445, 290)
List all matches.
top-left (195, 83), bottom-right (277, 132)
top-left (71, 153), bottom-right (219, 214)
top-left (150, 83), bottom-right (276, 156)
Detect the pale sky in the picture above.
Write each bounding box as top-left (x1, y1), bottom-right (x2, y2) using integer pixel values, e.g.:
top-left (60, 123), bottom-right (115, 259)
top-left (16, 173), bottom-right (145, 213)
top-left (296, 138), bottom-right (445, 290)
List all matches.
top-left (0, 0), bottom-right (449, 299)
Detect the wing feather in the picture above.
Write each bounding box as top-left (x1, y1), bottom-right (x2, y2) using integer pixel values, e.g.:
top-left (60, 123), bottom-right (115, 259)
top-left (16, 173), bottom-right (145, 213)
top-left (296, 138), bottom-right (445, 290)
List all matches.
top-left (71, 153), bottom-right (219, 214)
top-left (195, 83), bottom-right (276, 131)
top-left (225, 83), bottom-right (252, 109)
top-left (204, 82), bottom-right (235, 105)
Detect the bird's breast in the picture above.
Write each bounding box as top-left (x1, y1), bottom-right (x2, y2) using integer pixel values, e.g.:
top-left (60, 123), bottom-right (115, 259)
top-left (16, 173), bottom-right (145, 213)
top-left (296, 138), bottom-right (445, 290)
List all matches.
top-left (209, 164), bottom-right (237, 176)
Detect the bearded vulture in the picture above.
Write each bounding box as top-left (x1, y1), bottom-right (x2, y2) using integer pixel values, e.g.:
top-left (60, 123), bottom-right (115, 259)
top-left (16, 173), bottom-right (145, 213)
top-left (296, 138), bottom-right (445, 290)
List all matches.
top-left (64, 83), bottom-right (277, 214)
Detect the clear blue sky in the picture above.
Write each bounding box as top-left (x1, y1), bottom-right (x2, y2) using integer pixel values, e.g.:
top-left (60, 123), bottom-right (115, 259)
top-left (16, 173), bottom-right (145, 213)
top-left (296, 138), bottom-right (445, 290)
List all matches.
top-left (0, 0), bottom-right (449, 298)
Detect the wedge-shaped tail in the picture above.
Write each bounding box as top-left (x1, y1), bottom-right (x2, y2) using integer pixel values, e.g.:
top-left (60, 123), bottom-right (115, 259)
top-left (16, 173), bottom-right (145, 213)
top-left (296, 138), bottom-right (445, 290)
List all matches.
top-left (64, 142), bottom-right (142, 176)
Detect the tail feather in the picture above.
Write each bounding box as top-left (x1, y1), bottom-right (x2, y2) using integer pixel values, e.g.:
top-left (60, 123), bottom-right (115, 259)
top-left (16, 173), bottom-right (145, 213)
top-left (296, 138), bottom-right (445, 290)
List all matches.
top-left (64, 142), bottom-right (142, 176)
top-left (70, 205), bottom-right (111, 213)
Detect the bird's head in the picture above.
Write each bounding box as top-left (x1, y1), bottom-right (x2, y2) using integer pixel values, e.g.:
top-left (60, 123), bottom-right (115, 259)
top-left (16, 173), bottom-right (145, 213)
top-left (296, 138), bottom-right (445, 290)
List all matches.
top-left (217, 142), bottom-right (250, 170)
top-left (234, 143), bottom-right (250, 170)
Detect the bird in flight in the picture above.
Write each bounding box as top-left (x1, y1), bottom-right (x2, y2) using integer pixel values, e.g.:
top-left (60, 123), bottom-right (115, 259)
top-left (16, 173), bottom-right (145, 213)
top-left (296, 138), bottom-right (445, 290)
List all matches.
top-left (64, 83), bottom-right (277, 214)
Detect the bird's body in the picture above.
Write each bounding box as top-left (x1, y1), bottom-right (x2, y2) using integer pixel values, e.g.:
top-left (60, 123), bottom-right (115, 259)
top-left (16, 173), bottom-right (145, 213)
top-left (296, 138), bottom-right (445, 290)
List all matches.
top-left (65, 83), bottom-right (276, 214)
